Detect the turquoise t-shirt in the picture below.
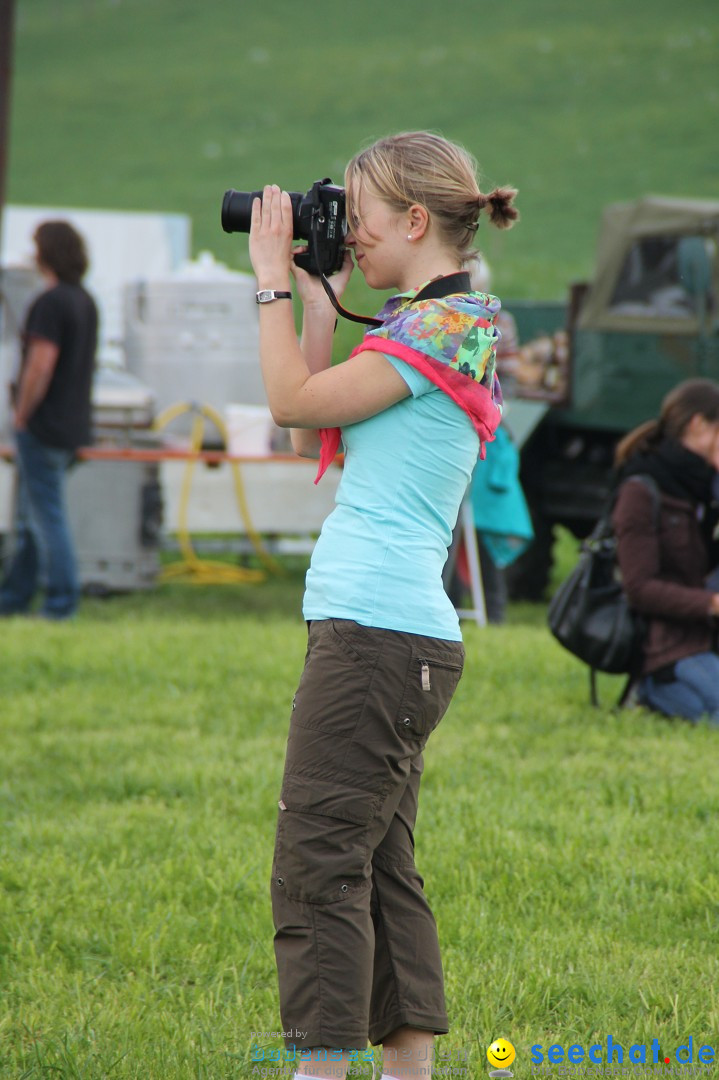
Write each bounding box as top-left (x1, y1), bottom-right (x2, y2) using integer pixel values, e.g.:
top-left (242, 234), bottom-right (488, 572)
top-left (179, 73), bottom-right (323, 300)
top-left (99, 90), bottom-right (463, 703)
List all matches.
top-left (302, 355), bottom-right (480, 640)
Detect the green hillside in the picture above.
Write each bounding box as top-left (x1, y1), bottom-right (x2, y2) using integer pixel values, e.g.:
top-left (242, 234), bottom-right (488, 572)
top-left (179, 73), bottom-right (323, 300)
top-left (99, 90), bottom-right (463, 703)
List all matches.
top-left (8, 0), bottom-right (718, 349)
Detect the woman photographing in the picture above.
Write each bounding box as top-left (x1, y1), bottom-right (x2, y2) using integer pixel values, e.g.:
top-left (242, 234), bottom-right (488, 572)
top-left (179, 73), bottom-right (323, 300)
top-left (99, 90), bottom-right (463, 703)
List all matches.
top-left (248, 131), bottom-right (518, 1080)
top-left (613, 379), bottom-right (719, 724)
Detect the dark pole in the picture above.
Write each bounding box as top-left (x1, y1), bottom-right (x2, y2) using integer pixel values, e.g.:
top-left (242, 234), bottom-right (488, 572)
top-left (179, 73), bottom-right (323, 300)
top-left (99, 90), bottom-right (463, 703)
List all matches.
top-left (0, 0), bottom-right (17, 254)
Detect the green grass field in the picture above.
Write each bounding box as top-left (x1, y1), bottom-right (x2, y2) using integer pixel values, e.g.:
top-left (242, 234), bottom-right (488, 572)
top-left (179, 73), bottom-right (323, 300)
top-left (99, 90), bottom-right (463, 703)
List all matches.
top-left (4, 3), bottom-right (719, 1077)
top-left (2, 573), bottom-right (719, 1079)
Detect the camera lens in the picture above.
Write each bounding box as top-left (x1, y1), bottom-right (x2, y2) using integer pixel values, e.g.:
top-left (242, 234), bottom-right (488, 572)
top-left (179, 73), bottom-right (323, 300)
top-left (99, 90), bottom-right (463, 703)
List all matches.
top-left (221, 189), bottom-right (259, 234)
top-left (220, 182), bottom-right (346, 274)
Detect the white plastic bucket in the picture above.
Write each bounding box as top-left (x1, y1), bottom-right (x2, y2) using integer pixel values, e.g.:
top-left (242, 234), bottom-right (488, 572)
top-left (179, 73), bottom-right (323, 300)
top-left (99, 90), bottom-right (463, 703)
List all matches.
top-left (225, 403), bottom-right (274, 457)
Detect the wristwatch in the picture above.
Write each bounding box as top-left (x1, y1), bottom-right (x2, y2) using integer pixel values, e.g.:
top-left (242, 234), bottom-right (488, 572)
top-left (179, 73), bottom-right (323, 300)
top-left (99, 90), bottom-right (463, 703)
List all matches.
top-left (256, 289), bottom-right (293, 304)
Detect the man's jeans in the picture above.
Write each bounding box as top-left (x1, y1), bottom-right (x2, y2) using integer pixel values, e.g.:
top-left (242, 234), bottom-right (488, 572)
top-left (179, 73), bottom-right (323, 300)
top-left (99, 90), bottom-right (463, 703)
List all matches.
top-left (640, 652), bottom-right (719, 724)
top-left (0, 429), bottom-right (79, 619)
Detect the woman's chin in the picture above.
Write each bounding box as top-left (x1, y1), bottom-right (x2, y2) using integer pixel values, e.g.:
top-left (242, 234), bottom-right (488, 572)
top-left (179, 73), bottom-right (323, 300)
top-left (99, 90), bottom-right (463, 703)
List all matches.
top-left (362, 268), bottom-right (393, 291)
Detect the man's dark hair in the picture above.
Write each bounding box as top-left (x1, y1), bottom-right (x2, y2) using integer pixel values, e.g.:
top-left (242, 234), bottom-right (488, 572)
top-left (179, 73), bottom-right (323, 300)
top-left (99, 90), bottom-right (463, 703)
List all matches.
top-left (34, 220), bottom-right (89, 284)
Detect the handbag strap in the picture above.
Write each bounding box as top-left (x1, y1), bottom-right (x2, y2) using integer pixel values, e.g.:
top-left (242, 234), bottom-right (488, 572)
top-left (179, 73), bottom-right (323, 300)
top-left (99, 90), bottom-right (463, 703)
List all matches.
top-left (587, 474), bottom-right (661, 707)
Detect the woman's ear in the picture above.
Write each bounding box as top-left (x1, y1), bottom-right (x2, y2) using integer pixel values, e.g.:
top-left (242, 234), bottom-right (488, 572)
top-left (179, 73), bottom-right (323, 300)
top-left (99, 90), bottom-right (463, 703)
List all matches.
top-left (407, 203), bottom-right (429, 240)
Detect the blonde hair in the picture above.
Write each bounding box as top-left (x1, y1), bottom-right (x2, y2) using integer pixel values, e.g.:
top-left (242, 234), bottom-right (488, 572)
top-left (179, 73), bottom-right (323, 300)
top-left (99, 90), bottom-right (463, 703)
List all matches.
top-left (465, 253), bottom-right (492, 290)
top-left (344, 131), bottom-right (518, 261)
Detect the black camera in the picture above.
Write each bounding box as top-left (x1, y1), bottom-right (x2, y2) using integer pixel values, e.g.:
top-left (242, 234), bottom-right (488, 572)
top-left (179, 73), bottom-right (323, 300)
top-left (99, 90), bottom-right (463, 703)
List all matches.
top-left (221, 178), bottom-right (346, 276)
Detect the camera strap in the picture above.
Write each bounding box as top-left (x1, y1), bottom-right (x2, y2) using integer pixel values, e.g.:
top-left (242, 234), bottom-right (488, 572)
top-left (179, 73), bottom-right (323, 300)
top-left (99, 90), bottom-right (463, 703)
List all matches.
top-left (318, 254), bottom-right (472, 329)
top-left (319, 269), bottom-right (383, 327)
top-left (411, 271), bottom-right (472, 300)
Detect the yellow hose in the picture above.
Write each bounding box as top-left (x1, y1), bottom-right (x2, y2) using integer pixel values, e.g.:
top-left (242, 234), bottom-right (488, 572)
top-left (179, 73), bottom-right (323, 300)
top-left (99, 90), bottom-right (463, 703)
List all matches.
top-left (153, 401), bottom-right (284, 584)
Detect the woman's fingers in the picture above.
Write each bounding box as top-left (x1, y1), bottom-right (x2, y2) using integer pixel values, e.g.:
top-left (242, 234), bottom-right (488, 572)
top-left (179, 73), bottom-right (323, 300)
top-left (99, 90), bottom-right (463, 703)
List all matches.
top-left (250, 195), bottom-right (262, 230)
top-left (280, 188), bottom-right (292, 229)
top-left (248, 185), bottom-right (296, 283)
top-left (256, 185), bottom-right (293, 236)
top-left (268, 184), bottom-right (280, 226)
top-left (260, 185), bottom-right (274, 231)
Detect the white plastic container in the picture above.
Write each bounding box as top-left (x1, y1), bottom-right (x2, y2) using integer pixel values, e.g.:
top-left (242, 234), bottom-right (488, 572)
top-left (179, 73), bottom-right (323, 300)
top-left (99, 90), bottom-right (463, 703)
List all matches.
top-left (225, 403), bottom-right (275, 457)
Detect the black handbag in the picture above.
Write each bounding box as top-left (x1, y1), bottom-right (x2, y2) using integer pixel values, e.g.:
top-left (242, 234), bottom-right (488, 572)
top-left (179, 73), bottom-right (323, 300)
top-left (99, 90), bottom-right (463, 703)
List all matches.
top-left (547, 476), bottom-right (660, 705)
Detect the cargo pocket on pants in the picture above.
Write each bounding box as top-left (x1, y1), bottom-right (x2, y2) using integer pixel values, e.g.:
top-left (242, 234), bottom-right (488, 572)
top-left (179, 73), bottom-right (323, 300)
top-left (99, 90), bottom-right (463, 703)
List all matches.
top-left (394, 647), bottom-right (463, 742)
top-left (273, 772), bottom-right (381, 904)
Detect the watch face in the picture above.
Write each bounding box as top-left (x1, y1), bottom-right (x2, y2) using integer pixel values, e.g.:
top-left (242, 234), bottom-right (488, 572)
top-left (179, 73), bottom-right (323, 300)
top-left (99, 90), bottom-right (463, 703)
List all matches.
top-left (256, 289), bottom-right (291, 303)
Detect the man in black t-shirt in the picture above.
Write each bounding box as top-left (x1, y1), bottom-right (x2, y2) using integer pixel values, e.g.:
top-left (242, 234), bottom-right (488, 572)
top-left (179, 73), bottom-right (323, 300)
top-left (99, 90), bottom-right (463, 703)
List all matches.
top-left (0, 221), bottom-right (97, 619)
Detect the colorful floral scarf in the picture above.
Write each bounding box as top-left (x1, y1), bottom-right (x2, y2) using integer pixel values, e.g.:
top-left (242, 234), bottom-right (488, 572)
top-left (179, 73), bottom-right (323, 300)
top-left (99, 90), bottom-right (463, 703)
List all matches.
top-left (315, 282), bottom-right (504, 482)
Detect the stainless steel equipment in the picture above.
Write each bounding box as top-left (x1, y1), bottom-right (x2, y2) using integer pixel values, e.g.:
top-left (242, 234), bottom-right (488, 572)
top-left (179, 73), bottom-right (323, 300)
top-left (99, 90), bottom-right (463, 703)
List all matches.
top-left (0, 264), bottom-right (43, 439)
top-left (123, 252), bottom-right (264, 439)
top-left (66, 367), bottom-right (162, 594)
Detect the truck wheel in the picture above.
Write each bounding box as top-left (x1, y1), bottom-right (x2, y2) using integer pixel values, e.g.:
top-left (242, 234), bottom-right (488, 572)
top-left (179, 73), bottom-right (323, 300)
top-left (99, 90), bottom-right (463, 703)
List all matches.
top-left (506, 515), bottom-right (555, 601)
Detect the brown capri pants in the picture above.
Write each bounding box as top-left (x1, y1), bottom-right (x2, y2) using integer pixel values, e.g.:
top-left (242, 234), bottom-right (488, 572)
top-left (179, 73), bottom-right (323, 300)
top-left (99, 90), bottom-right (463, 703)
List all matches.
top-left (271, 618), bottom-right (464, 1051)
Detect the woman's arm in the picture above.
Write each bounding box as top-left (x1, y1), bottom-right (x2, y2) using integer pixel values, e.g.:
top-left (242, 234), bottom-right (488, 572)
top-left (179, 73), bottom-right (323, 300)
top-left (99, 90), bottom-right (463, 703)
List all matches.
top-left (613, 481), bottom-right (717, 619)
top-left (261, 308), bottom-right (410, 429)
top-left (250, 185), bottom-right (410, 433)
top-left (290, 300), bottom-right (338, 459)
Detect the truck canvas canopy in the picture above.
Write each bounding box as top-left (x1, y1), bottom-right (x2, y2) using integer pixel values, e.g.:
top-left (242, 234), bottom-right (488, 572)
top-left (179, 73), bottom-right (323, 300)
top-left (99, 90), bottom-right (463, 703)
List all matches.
top-left (578, 196), bottom-right (719, 335)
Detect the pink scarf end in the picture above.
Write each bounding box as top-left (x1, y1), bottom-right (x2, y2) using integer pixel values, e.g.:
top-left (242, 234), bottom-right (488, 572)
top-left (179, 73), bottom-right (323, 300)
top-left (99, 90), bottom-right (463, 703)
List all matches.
top-left (315, 427), bottom-right (341, 483)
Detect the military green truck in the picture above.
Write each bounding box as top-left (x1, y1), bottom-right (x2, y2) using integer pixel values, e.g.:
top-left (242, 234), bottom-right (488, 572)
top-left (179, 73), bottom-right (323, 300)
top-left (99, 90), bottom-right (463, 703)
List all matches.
top-left (502, 196), bottom-right (719, 599)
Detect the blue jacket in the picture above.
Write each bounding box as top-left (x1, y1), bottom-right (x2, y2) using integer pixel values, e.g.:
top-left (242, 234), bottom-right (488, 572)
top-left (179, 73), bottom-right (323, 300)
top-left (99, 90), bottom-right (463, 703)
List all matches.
top-left (469, 425), bottom-right (534, 567)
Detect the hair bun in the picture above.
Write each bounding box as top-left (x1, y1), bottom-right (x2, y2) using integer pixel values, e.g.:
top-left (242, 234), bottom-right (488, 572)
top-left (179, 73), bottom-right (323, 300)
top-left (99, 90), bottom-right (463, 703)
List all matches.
top-left (483, 186), bottom-right (519, 230)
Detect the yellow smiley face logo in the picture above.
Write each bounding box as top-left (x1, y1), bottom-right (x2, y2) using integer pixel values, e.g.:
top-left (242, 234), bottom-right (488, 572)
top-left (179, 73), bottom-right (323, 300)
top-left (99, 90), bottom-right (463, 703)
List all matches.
top-left (487, 1038), bottom-right (516, 1069)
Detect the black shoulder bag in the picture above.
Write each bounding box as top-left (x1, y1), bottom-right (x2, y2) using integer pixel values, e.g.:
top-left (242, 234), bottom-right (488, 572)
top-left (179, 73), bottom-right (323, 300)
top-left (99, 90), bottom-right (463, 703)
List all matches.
top-left (547, 475), bottom-right (660, 707)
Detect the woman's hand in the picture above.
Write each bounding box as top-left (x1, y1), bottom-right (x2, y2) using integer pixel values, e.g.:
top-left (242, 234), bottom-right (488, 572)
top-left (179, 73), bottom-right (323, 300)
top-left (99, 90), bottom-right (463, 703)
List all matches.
top-left (709, 593), bottom-right (719, 617)
top-left (249, 185), bottom-right (294, 289)
top-left (291, 246), bottom-right (354, 316)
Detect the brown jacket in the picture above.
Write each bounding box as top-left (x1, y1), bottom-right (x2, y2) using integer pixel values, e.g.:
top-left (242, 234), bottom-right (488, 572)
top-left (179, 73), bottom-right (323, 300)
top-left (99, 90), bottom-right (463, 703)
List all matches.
top-left (613, 477), bottom-right (716, 675)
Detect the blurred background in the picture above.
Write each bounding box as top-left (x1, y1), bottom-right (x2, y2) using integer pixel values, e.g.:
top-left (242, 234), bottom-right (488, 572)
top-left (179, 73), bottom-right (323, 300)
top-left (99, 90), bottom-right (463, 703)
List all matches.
top-left (5, 0), bottom-right (717, 322)
top-left (1, 0), bottom-right (717, 597)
